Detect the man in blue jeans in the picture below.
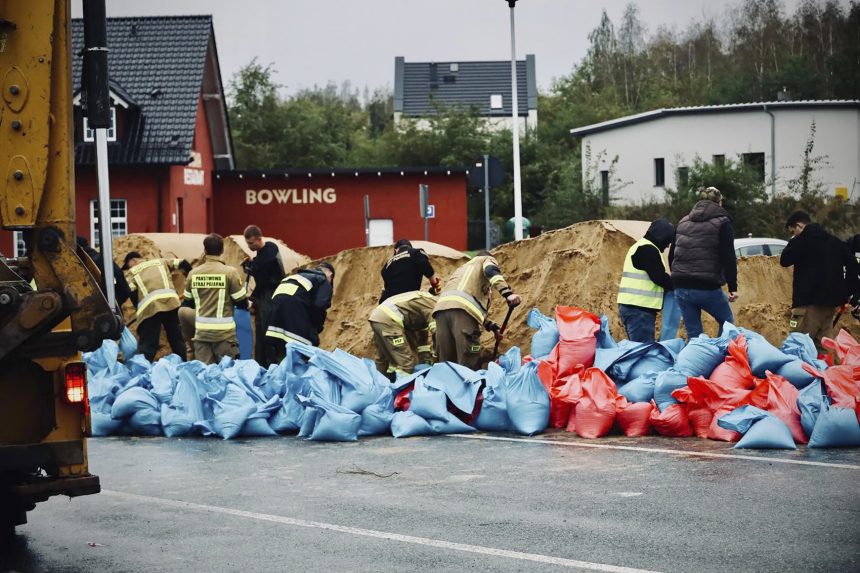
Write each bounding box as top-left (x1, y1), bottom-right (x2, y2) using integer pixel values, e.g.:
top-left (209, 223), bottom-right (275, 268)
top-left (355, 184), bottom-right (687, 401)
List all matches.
top-left (669, 187), bottom-right (738, 339)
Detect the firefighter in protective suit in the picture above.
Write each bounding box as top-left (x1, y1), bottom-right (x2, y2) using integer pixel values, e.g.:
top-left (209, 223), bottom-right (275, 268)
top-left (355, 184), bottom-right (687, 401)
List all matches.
top-left (181, 234), bottom-right (249, 364)
top-left (369, 289), bottom-right (437, 378)
top-left (433, 251), bottom-right (521, 370)
top-left (124, 251), bottom-right (191, 361)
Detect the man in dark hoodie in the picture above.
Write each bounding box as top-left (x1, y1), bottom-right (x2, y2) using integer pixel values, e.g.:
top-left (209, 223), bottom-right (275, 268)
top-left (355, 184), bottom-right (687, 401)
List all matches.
top-left (264, 262), bottom-right (335, 366)
top-left (780, 211), bottom-right (859, 348)
top-left (76, 236), bottom-right (131, 309)
top-left (669, 187), bottom-right (738, 339)
top-left (617, 219), bottom-right (675, 342)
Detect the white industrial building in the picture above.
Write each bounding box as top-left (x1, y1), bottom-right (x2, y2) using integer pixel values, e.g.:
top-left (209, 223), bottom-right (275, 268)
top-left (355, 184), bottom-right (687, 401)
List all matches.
top-left (569, 100), bottom-right (860, 205)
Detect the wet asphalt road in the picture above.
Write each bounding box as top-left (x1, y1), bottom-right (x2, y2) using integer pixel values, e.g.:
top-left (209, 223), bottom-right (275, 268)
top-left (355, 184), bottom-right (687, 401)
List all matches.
top-left (3, 432), bottom-right (859, 573)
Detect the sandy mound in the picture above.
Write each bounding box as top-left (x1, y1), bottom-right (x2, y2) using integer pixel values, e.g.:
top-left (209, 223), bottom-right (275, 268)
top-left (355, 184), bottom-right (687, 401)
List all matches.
top-left (311, 242), bottom-right (468, 357)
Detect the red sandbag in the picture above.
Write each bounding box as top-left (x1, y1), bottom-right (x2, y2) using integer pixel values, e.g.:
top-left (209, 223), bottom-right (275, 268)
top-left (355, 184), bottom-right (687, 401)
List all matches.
top-left (707, 406), bottom-right (742, 442)
top-left (537, 345), bottom-right (573, 429)
top-left (709, 334), bottom-right (755, 391)
top-left (741, 373), bottom-right (807, 444)
top-left (394, 385), bottom-right (413, 411)
top-left (821, 364), bottom-right (860, 410)
top-left (555, 306), bottom-right (600, 374)
top-left (678, 376), bottom-right (750, 413)
top-left (670, 384), bottom-right (715, 438)
top-left (688, 407), bottom-right (714, 439)
top-left (822, 329), bottom-right (860, 366)
top-left (616, 397), bottom-right (653, 437)
top-left (573, 368), bottom-right (617, 438)
top-left (649, 401), bottom-right (693, 437)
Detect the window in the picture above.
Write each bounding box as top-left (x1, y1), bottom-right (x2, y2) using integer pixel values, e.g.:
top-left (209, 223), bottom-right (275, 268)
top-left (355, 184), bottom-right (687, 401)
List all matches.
top-left (449, 63), bottom-right (459, 72)
top-left (654, 158), bottom-right (665, 187)
top-left (600, 170), bottom-right (609, 204)
top-left (90, 199), bottom-right (127, 248)
top-left (713, 154), bottom-right (725, 166)
top-left (765, 244), bottom-right (785, 257)
top-left (677, 166), bottom-right (690, 188)
top-left (83, 107), bottom-right (116, 142)
top-left (12, 231), bottom-right (25, 258)
top-left (490, 94), bottom-right (503, 109)
top-left (742, 152), bottom-right (766, 182)
top-left (737, 245), bottom-right (764, 257)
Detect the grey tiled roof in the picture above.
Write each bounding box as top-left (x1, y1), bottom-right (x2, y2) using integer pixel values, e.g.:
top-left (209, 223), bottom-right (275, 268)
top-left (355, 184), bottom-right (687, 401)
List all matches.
top-left (72, 15), bottom-right (212, 165)
top-left (395, 56), bottom-right (537, 117)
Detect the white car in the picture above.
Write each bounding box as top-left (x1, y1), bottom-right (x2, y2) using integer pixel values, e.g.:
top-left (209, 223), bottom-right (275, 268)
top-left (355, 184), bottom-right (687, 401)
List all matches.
top-left (734, 237), bottom-right (788, 257)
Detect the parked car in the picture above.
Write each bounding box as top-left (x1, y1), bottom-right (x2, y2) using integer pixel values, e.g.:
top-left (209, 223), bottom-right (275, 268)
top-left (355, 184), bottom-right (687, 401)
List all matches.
top-left (734, 237), bottom-right (788, 257)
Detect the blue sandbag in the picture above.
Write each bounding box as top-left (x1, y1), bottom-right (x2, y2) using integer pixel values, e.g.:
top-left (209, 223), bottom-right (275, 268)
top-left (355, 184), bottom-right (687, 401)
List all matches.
top-left (808, 398), bottom-right (860, 448)
top-left (659, 291), bottom-right (682, 341)
top-left (129, 407), bottom-right (162, 435)
top-left (596, 314), bottom-right (618, 349)
top-left (428, 362), bottom-right (483, 414)
top-left (306, 366), bottom-right (342, 404)
top-left (234, 308), bottom-right (253, 359)
top-left (161, 371), bottom-right (205, 437)
top-left (498, 346), bottom-right (523, 373)
top-left (118, 326), bottom-right (138, 359)
top-left (781, 332), bottom-right (828, 370)
top-left (91, 413), bottom-right (122, 436)
top-left (797, 380), bottom-right (825, 438)
top-left (734, 415), bottom-right (796, 450)
top-left (475, 363), bottom-right (511, 431)
top-left (127, 354), bottom-right (152, 377)
top-left (240, 395), bottom-right (280, 437)
top-left (745, 334), bottom-right (793, 377)
top-left (111, 386), bottom-right (159, 419)
top-left (624, 347), bottom-right (675, 382)
top-left (674, 336), bottom-right (725, 377)
top-left (222, 359), bottom-right (267, 402)
top-left (150, 359), bottom-right (178, 404)
top-left (296, 394), bottom-right (361, 442)
top-left (359, 385), bottom-right (394, 437)
top-left (297, 406), bottom-right (319, 438)
top-left (775, 359), bottom-right (816, 389)
top-left (654, 369), bottom-right (687, 411)
top-left (210, 384), bottom-right (257, 440)
top-left (505, 361), bottom-right (549, 436)
top-left (526, 308), bottom-right (559, 358)
top-left (618, 372), bottom-right (657, 403)
top-left (391, 411), bottom-right (435, 438)
top-left (717, 405), bottom-right (771, 434)
top-left (409, 379), bottom-right (449, 421)
top-left (428, 411), bottom-right (476, 434)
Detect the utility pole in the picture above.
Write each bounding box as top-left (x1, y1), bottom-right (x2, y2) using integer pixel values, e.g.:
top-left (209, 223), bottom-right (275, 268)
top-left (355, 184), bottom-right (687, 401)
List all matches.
top-left (507, 0), bottom-right (523, 241)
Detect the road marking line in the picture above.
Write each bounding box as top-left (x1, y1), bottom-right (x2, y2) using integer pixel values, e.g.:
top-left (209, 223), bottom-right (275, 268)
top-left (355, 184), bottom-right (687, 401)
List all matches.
top-left (102, 489), bottom-right (663, 573)
top-left (448, 434), bottom-right (860, 470)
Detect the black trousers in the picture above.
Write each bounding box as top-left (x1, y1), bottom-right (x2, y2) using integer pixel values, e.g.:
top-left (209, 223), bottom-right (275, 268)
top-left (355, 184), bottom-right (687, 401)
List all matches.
top-left (137, 308), bottom-right (186, 362)
top-left (252, 291), bottom-right (275, 366)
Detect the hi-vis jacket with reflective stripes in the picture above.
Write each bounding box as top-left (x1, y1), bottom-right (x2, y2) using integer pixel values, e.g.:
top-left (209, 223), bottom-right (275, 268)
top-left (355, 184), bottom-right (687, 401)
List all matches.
top-left (183, 256), bottom-right (248, 342)
top-left (127, 258), bottom-right (182, 322)
top-left (369, 290), bottom-right (437, 332)
top-left (433, 255), bottom-right (512, 323)
top-left (266, 269), bottom-right (332, 347)
top-left (617, 238), bottom-right (665, 310)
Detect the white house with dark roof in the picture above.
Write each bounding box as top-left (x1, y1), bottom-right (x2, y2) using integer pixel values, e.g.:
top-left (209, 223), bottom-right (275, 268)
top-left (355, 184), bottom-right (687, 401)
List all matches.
top-left (569, 100), bottom-right (860, 205)
top-left (394, 55), bottom-right (537, 133)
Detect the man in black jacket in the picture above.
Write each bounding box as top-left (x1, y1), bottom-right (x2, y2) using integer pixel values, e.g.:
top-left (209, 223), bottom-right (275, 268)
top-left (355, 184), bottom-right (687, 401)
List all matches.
top-left (264, 262), bottom-right (335, 366)
top-left (669, 187), bottom-right (738, 339)
top-left (380, 239), bottom-right (440, 302)
top-left (76, 236), bottom-right (131, 309)
top-left (243, 225), bottom-right (286, 364)
top-left (780, 211), bottom-right (859, 349)
top-left (617, 219), bottom-right (674, 342)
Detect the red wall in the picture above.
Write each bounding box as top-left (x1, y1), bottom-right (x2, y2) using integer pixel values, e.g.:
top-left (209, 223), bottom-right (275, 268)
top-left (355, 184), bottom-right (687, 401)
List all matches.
top-left (212, 172), bottom-right (468, 259)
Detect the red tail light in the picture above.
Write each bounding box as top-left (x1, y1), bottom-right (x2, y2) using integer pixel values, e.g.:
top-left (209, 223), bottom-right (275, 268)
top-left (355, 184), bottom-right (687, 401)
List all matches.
top-left (65, 362), bottom-right (88, 406)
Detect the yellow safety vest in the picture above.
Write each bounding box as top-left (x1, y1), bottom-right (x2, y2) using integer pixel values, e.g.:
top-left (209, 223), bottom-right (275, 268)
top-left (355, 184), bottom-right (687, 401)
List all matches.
top-left (617, 238), bottom-right (665, 310)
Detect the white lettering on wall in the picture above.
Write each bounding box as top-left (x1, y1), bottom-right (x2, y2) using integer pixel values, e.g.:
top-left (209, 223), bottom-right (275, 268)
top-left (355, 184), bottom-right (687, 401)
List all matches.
top-left (244, 188), bottom-right (337, 205)
top-left (184, 168), bottom-right (205, 186)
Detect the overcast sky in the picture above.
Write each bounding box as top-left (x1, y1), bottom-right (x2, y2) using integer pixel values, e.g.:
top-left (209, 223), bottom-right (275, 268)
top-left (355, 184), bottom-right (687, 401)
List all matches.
top-left (74, 0), bottom-right (808, 97)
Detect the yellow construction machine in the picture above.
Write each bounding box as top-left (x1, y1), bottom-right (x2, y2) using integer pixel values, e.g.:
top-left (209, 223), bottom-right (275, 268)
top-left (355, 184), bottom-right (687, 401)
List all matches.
top-left (0, 0), bottom-right (121, 538)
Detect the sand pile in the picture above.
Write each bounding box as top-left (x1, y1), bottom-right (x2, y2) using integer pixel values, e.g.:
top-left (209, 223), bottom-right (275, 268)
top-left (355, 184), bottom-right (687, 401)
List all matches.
top-left (312, 242), bottom-right (469, 357)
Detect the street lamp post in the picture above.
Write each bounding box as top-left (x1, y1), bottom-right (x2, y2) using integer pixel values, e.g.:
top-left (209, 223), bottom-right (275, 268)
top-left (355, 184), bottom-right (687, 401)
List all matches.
top-left (506, 0), bottom-right (523, 240)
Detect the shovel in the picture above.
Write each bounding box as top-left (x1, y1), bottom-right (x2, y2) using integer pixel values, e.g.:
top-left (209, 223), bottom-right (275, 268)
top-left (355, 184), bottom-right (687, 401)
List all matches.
top-left (491, 303), bottom-right (516, 361)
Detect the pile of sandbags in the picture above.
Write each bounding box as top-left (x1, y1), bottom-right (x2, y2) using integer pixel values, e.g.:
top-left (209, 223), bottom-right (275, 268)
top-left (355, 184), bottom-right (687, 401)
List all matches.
top-left (526, 304), bottom-right (860, 449)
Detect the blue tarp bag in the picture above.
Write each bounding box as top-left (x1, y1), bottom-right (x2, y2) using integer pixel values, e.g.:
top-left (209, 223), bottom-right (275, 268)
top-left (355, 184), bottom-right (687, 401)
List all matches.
top-left (118, 326), bottom-right (138, 359)
top-left (305, 394), bottom-right (362, 442)
top-left (654, 369), bottom-right (687, 410)
top-left (161, 370), bottom-right (205, 437)
top-left (775, 359), bottom-right (816, 389)
top-left (596, 314), bottom-right (618, 349)
top-left (498, 346), bottom-right (523, 374)
top-left (735, 415), bottom-right (797, 450)
top-left (475, 363), bottom-right (511, 431)
top-left (717, 405), bottom-right (770, 434)
top-left (269, 393), bottom-right (306, 434)
top-left (129, 407), bottom-right (162, 435)
top-left (391, 411), bottom-right (435, 438)
top-left (428, 362), bottom-right (483, 415)
top-left (210, 383), bottom-right (257, 440)
top-left (297, 406), bottom-right (319, 438)
top-left (306, 366), bottom-right (342, 404)
top-left (409, 379), bottom-right (449, 421)
top-left (808, 398), bottom-right (860, 448)
top-left (618, 372), bottom-right (658, 403)
top-left (674, 336), bottom-right (725, 377)
top-left (659, 291), bottom-right (682, 341)
top-left (527, 308), bottom-right (558, 358)
top-left (428, 412), bottom-right (476, 434)
top-left (127, 354), bottom-right (152, 378)
top-left (744, 331), bottom-right (793, 377)
top-left (223, 359), bottom-right (268, 403)
top-left (91, 413), bottom-right (122, 436)
top-left (781, 332), bottom-right (828, 370)
top-left (111, 386), bottom-right (159, 419)
top-left (505, 361), bottom-right (550, 436)
top-left (359, 385), bottom-right (395, 437)
top-left (797, 380), bottom-right (825, 437)
top-left (240, 395), bottom-right (280, 437)
top-left (150, 358), bottom-right (178, 404)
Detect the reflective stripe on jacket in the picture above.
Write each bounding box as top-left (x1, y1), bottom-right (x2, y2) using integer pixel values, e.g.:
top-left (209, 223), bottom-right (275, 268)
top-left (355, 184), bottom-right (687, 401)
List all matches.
top-left (369, 290), bottom-right (437, 331)
top-left (128, 258), bottom-right (181, 321)
top-left (433, 255), bottom-right (512, 323)
top-left (617, 238), bottom-right (665, 310)
top-left (183, 256), bottom-right (247, 341)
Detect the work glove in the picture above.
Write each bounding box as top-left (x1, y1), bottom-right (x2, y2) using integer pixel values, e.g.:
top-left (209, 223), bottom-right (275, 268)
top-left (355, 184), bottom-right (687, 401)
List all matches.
top-left (178, 259), bottom-right (192, 274)
top-left (483, 319), bottom-right (499, 333)
top-left (429, 276), bottom-right (441, 296)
